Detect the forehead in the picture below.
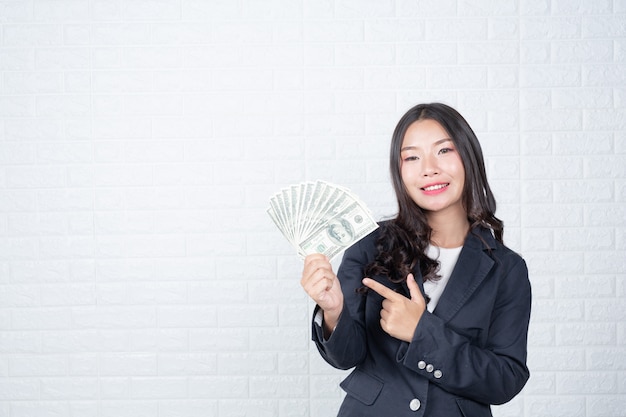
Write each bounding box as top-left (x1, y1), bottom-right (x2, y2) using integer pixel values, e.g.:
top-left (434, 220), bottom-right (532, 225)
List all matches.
top-left (401, 119), bottom-right (450, 148)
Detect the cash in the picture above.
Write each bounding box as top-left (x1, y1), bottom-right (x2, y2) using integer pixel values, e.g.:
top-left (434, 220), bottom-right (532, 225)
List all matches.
top-left (267, 180), bottom-right (379, 260)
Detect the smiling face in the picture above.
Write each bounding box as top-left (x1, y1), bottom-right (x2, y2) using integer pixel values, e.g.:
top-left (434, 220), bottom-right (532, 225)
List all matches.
top-left (400, 118), bottom-right (466, 221)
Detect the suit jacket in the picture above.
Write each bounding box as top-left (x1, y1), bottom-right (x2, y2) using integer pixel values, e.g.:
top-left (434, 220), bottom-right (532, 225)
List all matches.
top-left (312, 224), bottom-right (531, 417)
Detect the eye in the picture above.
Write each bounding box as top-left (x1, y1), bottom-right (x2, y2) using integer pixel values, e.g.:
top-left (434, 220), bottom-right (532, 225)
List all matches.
top-left (438, 147), bottom-right (454, 155)
top-left (403, 155), bottom-right (419, 162)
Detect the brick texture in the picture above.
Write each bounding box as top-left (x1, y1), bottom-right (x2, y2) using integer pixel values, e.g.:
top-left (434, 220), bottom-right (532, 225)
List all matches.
top-left (1, 1), bottom-right (625, 416)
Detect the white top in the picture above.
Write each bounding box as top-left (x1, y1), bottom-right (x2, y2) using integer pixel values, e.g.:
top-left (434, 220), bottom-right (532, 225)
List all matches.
top-left (423, 245), bottom-right (463, 313)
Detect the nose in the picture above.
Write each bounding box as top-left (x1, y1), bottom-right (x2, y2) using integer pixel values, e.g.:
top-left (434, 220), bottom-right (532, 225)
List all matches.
top-left (421, 154), bottom-right (438, 177)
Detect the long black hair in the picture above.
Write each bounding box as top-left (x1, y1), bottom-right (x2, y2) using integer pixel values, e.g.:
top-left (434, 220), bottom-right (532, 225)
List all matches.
top-left (364, 103), bottom-right (503, 285)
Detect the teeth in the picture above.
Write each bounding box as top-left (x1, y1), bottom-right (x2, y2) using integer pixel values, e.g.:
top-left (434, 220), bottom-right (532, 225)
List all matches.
top-left (423, 184), bottom-right (448, 191)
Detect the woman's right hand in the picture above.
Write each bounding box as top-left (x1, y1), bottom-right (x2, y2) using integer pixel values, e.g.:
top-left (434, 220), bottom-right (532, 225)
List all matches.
top-left (301, 254), bottom-right (344, 332)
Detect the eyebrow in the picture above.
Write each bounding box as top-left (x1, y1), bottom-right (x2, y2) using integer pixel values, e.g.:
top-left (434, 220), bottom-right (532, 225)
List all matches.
top-left (400, 137), bottom-right (453, 152)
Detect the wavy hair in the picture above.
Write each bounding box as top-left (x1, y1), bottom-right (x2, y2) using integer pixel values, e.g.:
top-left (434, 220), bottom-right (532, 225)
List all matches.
top-left (364, 103), bottom-right (503, 286)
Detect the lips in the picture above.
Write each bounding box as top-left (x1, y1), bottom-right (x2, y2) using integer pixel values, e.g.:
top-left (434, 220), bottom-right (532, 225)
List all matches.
top-left (423, 184), bottom-right (447, 191)
top-left (422, 182), bottom-right (450, 194)
top-left (422, 182), bottom-right (450, 191)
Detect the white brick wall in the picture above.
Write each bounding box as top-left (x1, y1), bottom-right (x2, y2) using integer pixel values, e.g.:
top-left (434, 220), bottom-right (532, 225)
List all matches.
top-left (0, 1), bottom-right (624, 416)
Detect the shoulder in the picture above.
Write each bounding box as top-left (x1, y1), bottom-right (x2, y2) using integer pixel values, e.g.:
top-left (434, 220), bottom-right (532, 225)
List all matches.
top-left (340, 221), bottom-right (383, 261)
top-left (471, 227), bottom-right (524, 263)
top-left (469, 227), bottom-right (529, 281)
top-left (493, 239), bottom-right (526, 273)
top-left (336, 219), bottom-right (397, 276)
top-left (487, 238), bottom-right (532, 309)
top-left (342, 219), bottom-right (397, 255)
top-left (481, 234), bottom-right (531, 299)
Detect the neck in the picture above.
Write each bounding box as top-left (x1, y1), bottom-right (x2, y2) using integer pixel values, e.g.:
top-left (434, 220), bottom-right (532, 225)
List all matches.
top-left (427, 211), bottom-right (470, 248)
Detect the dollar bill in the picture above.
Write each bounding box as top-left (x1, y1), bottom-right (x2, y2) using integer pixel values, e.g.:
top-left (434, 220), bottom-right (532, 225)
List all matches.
top-left (298, 200), bottom-right (379, 260)
top-left (267, 180), bottom-right (379, 261)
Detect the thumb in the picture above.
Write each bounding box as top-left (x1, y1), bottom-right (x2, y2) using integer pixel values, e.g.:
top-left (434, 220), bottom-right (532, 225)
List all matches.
top-left (406, 273), bottom-right (423, 303)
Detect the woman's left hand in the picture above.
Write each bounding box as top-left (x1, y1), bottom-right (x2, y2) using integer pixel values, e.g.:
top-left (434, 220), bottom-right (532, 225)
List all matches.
top-left (362, 273), bottom-right (426, 342)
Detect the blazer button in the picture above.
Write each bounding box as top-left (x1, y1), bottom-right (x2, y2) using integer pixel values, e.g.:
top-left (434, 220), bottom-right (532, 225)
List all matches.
top-left (426, 364), bottom-right (434, 373)
top-left (418, 361), bottom-right (426, 370)
top-left (409, 398), bottom-right (421, 411)
top-left (434, 370), bottom-right (443, 379)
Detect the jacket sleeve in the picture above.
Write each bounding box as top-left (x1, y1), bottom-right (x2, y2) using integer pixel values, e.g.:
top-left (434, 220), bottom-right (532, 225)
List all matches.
top-left (397, 256), bottom-right (531, 405)
top-left (311, 238), bottom-right (372, 370)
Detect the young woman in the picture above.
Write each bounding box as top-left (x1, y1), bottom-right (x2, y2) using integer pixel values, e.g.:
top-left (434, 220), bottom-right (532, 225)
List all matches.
top-left (301, 103), bottom-right (531, 417)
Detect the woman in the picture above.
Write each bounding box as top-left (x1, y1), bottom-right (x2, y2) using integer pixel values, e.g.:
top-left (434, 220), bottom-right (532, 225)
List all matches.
top-left (301, 103), bottom-right (531, 417)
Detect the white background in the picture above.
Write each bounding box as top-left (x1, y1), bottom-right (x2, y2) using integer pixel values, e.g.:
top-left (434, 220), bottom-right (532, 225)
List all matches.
top-left (0, 0), bottom-right (625, 416)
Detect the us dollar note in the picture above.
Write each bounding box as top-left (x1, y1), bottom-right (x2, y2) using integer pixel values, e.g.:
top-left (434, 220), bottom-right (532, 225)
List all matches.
top-left (298, 200), bottom-right (378, 260)
top-left (267, 181), bottom-right (378, 261)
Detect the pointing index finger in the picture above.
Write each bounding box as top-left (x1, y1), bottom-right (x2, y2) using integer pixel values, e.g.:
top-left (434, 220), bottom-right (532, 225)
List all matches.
top-left (362, 278), bottom-right (400, 300)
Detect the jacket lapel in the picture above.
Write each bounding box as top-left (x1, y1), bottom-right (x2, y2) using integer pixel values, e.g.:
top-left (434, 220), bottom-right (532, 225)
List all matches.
top-left (432, 228), bottom-right (496, 322)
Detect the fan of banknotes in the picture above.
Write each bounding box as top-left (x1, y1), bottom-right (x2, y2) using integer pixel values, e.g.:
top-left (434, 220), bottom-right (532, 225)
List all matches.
top-left (267, 180), bottom-right (379, 260)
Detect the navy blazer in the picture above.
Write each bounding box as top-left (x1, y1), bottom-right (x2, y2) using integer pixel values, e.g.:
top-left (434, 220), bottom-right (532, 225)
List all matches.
top-left (312, 224), bottom-right (531, 417)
